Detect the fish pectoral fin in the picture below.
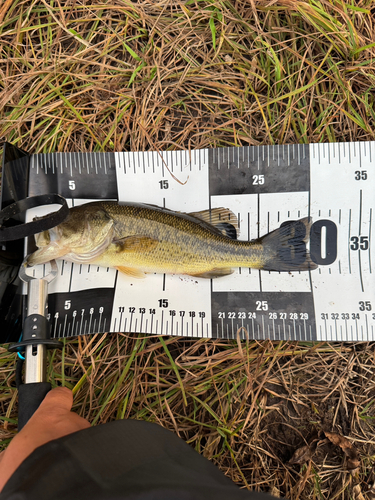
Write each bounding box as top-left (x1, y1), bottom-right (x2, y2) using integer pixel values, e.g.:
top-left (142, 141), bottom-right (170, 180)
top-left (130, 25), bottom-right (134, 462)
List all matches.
top-left (116, 266), bottom-right (146, 278)
top-left (188, 208), bottom-right (240, 239)
top-left (114, 235), bottom-right (159, 253)
top-left (190, 268), bottom-right (234, 279)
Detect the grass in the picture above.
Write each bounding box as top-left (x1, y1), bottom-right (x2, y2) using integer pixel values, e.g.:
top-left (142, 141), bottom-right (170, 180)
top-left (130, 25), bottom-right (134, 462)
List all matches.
top-left (1, 0), bottom-right (375, 498)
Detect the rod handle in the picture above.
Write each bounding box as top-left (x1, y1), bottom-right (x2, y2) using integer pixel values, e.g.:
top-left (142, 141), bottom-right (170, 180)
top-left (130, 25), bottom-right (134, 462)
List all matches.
top-left (18, 382), bottom-right (51, 431)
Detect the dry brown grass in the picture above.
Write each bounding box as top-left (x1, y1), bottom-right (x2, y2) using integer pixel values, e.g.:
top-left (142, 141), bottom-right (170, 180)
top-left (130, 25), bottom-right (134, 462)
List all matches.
top-left (1, 0), bottom-right (375, 498)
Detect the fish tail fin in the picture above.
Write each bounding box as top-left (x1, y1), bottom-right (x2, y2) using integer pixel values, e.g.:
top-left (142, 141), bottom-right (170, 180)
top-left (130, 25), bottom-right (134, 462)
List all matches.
top-left (259, 217), bottom-right (318, 272)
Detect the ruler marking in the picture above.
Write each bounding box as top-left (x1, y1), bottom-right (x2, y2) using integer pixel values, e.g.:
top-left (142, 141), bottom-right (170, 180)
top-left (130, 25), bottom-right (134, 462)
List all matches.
top-left (88, 313), bottom-right (92, 335)
top-left (356, 318), bottom-right (358, 341)
top-left (345, 319), bottom-right (348, 341)
top-left (100, 152), bottom-right (107, 175)
top-left (359, 191), bottom-right (364, 292)
top-left (335, 318), bottom-right (337, 341)
top-left (359, 189), bottom-right (362, 235)
top-left (63, 314), bottom-right (67, 337)
top-left (94, 153), bottom-right (98, 175)
top-left (359, 251), bottom-right (364, 292)
top-left (58, 153), bottom-right (62, 175)
top-left (262, 315), bottom-right (264, 339)
top-left (79, 312), bottom-right (84, 336)
top-left (369, 208), bottom-right (372, 273)
top-left (348, 209), bottom-right (352, 274)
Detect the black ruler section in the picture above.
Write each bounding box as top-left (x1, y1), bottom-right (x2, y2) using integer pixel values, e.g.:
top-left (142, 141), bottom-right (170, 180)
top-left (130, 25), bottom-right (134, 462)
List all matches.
top-left (209, 145), bottom-right (310, 195)
top-left (28, 152), bottom-right (118, 199)
top-left (211, 291), bottom-right (316, 341)
top-left (47, 288), bottom-right (115, 338)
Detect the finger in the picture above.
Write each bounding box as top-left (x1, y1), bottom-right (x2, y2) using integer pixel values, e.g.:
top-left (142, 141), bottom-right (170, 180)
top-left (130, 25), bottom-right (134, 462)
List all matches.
top-left (38, 387), bottom-right (73, 413)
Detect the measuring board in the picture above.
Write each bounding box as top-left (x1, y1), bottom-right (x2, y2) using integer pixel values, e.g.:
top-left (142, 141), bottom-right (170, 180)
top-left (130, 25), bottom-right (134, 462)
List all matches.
top-left (19, 142), bottom-right (375, 341)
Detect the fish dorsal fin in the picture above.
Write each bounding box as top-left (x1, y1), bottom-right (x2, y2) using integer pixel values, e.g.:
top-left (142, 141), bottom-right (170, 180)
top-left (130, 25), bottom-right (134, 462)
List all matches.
top-left (113, 235), bottom-right (159, 253)
top-left (188, 208), bottom-right (240, 239)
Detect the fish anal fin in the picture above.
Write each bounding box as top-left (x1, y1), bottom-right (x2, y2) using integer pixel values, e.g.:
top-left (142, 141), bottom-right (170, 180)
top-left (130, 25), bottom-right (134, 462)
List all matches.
top-left (114, 235), bottom-right (159, 253)
top-left (189, 268), bottom-right (234, 279)
top-left (116, 266), bottom-right (146, 278)
top-left (188, 208), bottom-right (240, 239)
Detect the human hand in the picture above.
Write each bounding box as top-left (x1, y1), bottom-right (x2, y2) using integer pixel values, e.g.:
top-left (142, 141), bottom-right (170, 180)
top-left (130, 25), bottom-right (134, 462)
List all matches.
top-left (0, 386), bottom-right (91, 492)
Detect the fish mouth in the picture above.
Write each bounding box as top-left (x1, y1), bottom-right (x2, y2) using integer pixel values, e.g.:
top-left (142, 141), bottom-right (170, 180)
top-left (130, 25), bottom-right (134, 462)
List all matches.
top-left (27, 244), bottom-right (68, 266)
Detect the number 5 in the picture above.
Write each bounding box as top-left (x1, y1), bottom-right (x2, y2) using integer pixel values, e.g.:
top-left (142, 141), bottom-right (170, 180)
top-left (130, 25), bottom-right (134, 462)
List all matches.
top-left (69, 180), bottom-right (76, 190)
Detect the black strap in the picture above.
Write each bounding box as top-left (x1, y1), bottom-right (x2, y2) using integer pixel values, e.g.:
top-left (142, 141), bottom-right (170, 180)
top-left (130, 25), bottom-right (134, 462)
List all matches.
top-left (0, 194), bottom-right (69, 242)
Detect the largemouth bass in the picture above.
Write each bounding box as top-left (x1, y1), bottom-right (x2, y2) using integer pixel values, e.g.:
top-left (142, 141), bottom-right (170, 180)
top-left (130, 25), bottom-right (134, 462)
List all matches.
top-left (27, 201), bottom-right (318, 277)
